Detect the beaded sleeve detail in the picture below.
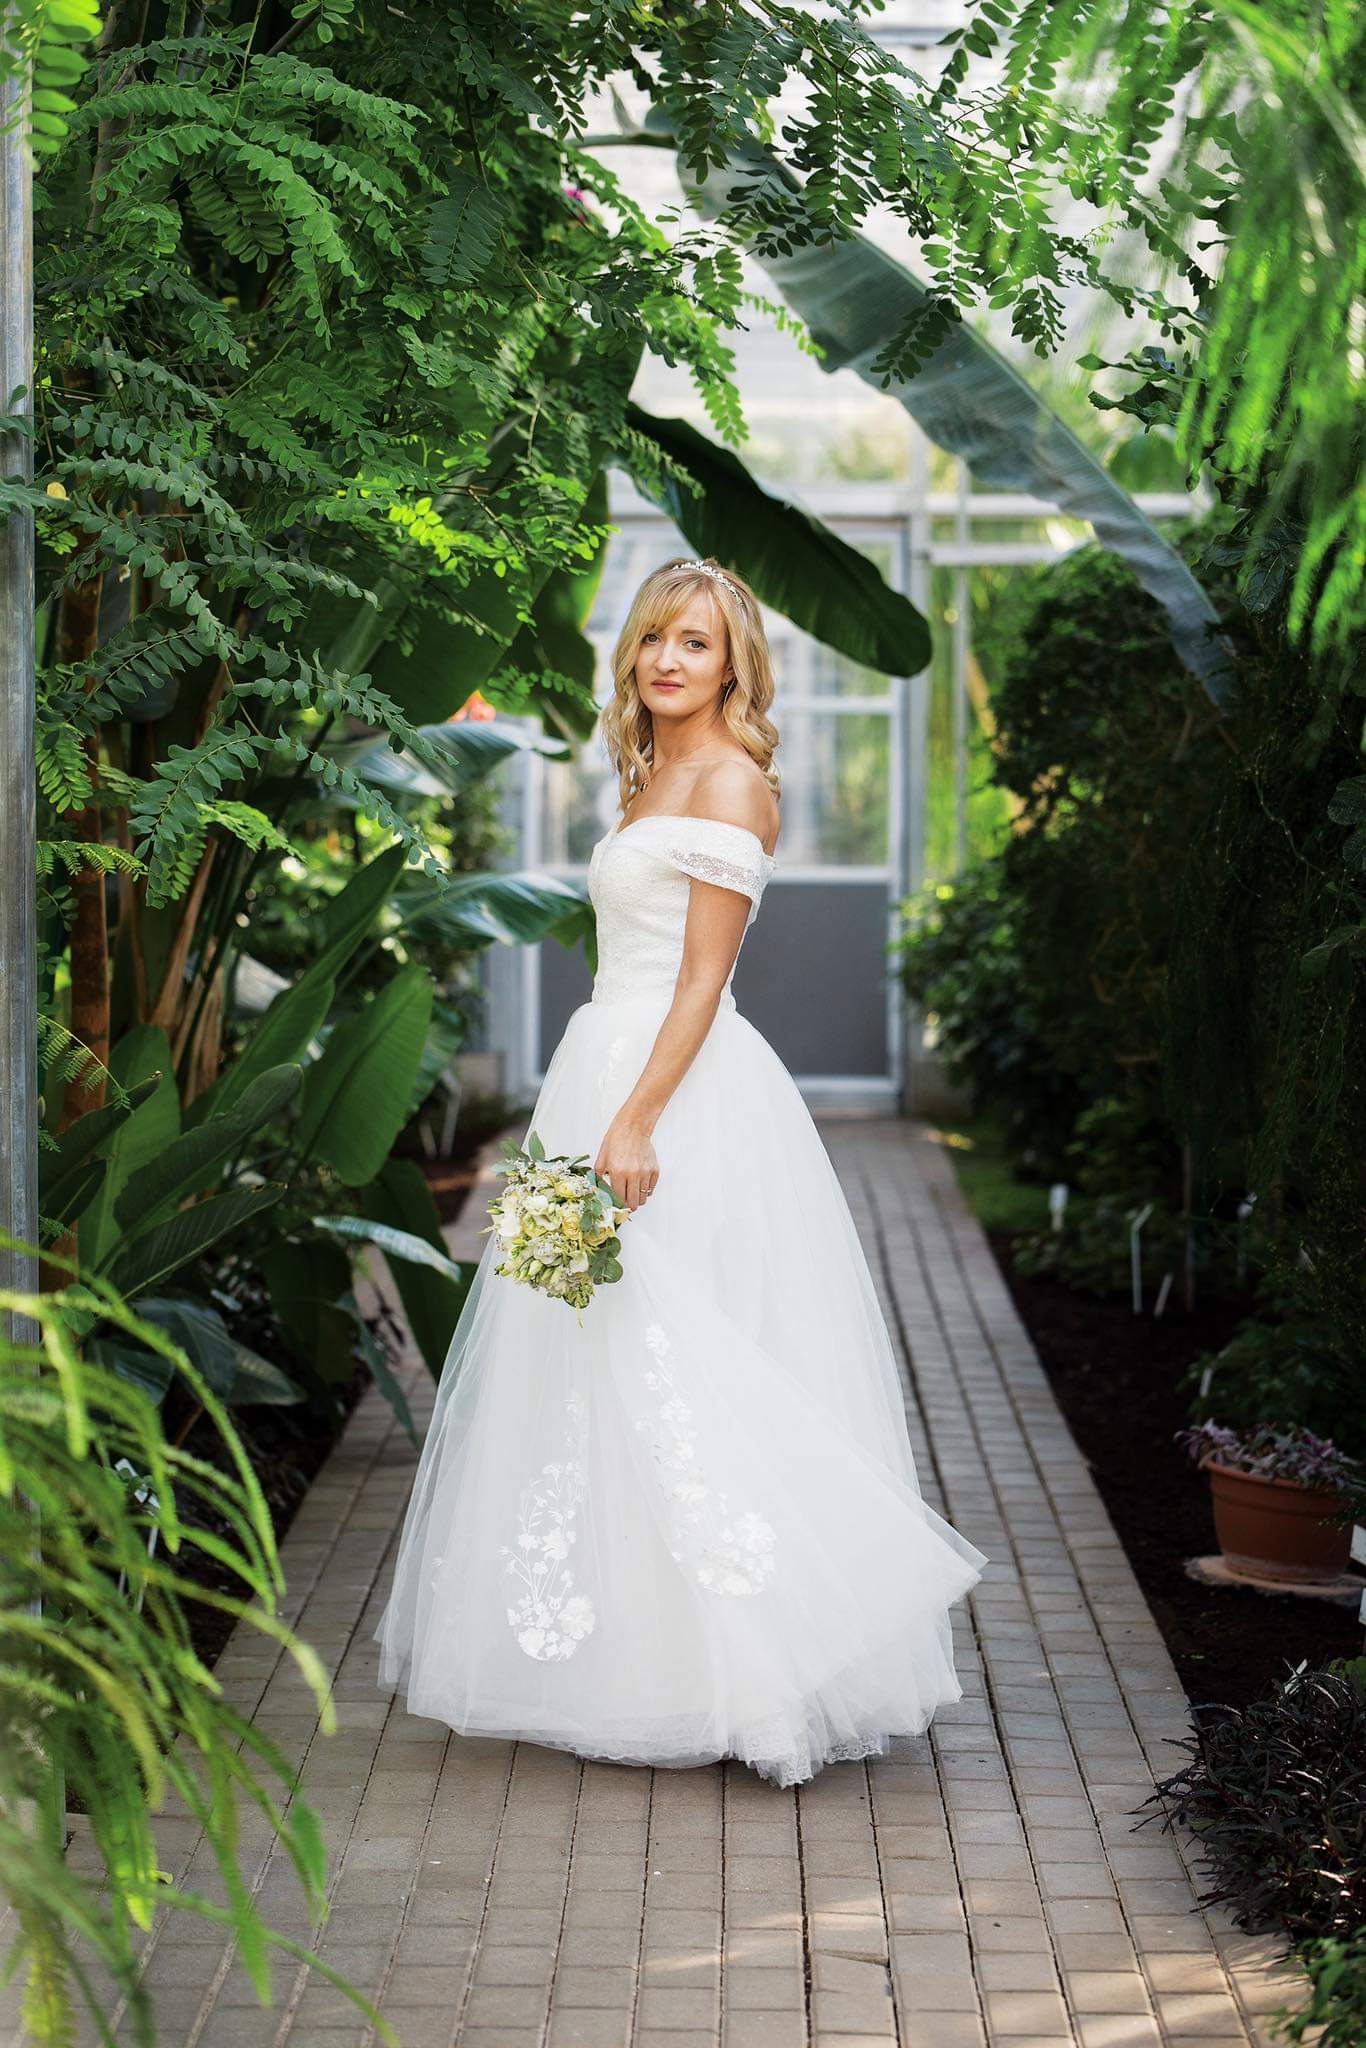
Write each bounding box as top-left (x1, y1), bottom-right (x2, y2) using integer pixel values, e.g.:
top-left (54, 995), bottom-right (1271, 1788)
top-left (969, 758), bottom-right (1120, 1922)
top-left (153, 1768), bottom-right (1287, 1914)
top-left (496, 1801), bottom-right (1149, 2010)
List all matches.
top-left (663, 838), bottom-right (769, 907)
top-left (626, 814), bottom-right (776, 910)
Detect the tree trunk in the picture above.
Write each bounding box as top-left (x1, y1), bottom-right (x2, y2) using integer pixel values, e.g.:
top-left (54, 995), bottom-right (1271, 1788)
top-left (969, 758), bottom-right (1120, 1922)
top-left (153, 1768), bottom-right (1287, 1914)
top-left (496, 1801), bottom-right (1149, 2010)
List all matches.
top-left (148, 839), bottom-right (218, 1039)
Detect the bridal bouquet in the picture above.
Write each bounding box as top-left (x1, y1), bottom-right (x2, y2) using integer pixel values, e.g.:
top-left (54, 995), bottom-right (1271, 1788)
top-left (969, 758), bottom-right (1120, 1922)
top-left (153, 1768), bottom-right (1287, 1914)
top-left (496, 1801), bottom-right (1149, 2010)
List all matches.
top-left (483, 1129), bottom-right (630, 1322)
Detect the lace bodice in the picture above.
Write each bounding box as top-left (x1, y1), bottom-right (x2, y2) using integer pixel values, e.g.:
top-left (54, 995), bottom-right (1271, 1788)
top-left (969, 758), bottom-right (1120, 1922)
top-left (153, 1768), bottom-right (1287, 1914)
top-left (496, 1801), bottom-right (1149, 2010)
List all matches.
top-left (587, 811), bottom-right (778, 1009)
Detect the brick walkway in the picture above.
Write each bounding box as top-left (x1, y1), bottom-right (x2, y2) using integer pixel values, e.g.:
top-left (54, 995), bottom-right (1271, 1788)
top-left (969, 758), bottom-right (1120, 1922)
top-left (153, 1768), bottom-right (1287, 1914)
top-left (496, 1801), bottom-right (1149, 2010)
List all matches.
top-left (18, 1119), bottom-right (1316, 2048)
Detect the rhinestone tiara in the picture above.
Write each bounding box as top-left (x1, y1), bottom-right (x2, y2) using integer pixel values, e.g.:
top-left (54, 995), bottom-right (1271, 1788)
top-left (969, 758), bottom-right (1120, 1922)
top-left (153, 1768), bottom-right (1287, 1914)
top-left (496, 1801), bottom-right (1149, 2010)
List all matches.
top-left (676, 558), bottom-right (742, 601)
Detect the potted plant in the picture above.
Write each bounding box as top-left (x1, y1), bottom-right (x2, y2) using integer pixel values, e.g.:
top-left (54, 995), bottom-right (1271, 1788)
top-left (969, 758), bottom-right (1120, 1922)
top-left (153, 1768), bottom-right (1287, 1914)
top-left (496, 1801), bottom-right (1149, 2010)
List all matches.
top-left (1176, 1422), bottom-right (1366, 1586)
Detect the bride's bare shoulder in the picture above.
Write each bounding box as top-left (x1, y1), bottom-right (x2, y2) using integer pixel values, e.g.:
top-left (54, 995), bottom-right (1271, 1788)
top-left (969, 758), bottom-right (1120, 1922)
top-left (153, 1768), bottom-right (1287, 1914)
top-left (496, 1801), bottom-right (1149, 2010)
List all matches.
top-left (688, 759), bottom-right (780, 856)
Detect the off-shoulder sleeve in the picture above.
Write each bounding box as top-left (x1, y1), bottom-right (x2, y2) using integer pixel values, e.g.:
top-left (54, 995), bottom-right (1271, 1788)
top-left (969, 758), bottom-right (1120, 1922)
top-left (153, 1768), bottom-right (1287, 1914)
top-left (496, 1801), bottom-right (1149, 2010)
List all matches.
top-left (628, 815), bottom-right (776, 909)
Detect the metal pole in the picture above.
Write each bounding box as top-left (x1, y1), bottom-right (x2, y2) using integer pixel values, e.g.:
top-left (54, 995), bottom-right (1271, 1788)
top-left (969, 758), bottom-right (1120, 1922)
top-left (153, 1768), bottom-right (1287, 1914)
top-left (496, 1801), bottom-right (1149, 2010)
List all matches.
top-left (952, 466), bottom-right (969, 876)
top-left (1, 65), bottom-right (37, 1306)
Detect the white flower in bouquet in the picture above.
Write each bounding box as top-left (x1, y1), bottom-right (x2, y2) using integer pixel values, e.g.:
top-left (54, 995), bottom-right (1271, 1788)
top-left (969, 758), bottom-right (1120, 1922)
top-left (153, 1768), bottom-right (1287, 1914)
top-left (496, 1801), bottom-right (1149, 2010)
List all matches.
top-left (482, 1129), bottom-right (631, 1325)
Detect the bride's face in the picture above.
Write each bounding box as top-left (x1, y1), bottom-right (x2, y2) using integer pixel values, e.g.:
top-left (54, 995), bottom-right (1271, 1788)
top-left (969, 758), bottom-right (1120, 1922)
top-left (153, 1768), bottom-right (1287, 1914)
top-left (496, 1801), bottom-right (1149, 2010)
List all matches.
top-left (634, 592), bottom-right (732, 720)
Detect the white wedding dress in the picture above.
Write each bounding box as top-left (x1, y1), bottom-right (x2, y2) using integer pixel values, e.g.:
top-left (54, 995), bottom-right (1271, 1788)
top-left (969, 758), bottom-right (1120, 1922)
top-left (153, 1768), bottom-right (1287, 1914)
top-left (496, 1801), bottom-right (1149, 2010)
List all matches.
top-left (374, 810), bottom-right (989, 1787)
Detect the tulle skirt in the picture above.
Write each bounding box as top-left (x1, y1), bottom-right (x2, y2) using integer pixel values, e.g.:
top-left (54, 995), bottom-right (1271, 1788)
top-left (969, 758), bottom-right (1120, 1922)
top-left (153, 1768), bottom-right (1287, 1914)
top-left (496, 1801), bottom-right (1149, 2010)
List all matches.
top-left (373, 986), bottom-right (989, 1788)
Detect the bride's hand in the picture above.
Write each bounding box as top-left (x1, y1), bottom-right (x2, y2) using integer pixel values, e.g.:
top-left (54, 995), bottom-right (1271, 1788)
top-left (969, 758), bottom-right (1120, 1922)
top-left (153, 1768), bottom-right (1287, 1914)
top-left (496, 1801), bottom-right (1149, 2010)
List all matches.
top-left (594, 1118), bottom-right (660, 1214)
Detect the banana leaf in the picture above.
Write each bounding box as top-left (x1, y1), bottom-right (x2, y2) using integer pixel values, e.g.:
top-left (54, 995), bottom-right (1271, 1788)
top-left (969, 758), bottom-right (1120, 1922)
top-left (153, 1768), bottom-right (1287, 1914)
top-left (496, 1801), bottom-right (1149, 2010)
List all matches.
top-left (624, 404), bottom-right (931, 674)
top-left (259, 1239), bottom-right (356, 1387)
top-left (192, 846), bottom-right (410, 1126)
top-left (115, 1064), bottom-right (301, 1229)
top-left (314, 1211), bottom-right (472, 1284)
top-left (294, 964), bottom-right (434, 1186)
top-left (195, 973), bottom-right (334, 1125)
top-left (652, 119), bottom-right (1234, 702)
top-left (317, 1169), bottom-right (476, 1379)
top-left (78, 1028), bottom-right (181, 1270)
top-left (103, 1186), bottom-right (282, 1296)
top-left (394, 869), bottom-right (592, 950)
top-left (352, 1311), bottom-right (419, 1448)
top-left (318, 716), bottom-right (571, 804)
top-left (127, 1298), bottom-right (303, 1406)
top-left (409, 999), bottom-right (466, 1120)
top-left (41, 1077), bottom-right (160, 1225)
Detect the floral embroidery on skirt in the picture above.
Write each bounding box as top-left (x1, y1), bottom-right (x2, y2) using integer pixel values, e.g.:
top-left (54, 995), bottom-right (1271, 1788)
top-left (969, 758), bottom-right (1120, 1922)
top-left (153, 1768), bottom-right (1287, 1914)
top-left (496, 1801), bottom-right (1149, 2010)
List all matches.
top-left (501, 1388), bottom-right (596, 1659)
top-left (636, 1321), bottom-right (777, 1596)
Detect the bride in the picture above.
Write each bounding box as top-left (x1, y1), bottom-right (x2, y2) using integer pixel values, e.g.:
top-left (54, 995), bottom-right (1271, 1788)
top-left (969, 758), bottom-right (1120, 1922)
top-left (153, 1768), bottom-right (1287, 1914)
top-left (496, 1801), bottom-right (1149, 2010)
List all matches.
top-left (374, 555), bottom-right (989, 1788)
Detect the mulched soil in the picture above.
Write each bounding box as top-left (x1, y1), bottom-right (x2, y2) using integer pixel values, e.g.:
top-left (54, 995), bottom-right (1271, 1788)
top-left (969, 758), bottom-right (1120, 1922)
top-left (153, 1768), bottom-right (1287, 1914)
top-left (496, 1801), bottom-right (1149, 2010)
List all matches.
top-left (987, 1230), bottom-right (1363, 1716)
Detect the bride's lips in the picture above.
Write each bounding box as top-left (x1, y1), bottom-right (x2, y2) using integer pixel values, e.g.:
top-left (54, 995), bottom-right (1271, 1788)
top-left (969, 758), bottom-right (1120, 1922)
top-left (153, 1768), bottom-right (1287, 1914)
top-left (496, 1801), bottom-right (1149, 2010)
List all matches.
top-left (651, 680), bottom-right (683, 691)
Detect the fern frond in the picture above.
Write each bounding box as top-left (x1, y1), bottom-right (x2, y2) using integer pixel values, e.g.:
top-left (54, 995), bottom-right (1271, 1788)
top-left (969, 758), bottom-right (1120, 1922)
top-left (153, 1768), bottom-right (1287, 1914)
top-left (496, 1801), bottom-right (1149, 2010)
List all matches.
top-left (198, 801), bottom-right (299, 861)
top-left (270, 731), bottom-right (446, 882)
top-left (90, 763), bottom-right (144, 809)
top-left (37, 841), bottom-right (145, 879)
top-left (79, 345), bottom-right (221, 420)
top-left (78, 619), bottom-right (208, 725)
top-left (127, 727), bottom-right (268, 907)
top-left (37, 1017), bottom-right (129, 1108)
top-left (253, 51), bottom-right (424, 160)
top-left (422, 171), bottom-right (508, 290)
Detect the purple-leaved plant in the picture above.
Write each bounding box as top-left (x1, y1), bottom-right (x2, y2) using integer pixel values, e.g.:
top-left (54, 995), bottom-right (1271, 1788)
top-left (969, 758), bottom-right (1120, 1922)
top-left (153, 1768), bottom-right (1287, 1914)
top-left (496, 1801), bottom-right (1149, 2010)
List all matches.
top-left (1177, 1420), bottom-right (1361, 1495)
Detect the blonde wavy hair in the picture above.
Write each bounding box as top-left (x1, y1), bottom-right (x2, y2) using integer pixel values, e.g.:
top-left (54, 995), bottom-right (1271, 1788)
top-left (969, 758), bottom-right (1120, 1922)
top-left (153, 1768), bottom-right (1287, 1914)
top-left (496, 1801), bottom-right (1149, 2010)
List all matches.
top-left (600, 557), bottom-right (781, 815)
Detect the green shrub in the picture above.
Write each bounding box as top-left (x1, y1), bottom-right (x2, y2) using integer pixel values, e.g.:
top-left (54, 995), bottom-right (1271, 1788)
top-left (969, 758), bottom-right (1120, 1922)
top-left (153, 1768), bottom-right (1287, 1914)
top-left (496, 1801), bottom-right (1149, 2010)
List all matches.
top-left (1182, 1267), bottom-right (1366, 1460)
top-left (1270, 1931), bottom-right (1366, 2048)
top-left (1010, 1096), bottom-right (1192, 1297)
top-left (894, 862), bottom-right (1083, 1180)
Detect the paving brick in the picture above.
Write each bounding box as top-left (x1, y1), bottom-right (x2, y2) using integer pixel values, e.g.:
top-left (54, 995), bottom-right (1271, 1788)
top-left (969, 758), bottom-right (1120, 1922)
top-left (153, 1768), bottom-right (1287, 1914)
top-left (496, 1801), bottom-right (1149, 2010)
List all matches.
top-left (552, 1966), bottom-right (639, 2008)
top-left (722, 1966), bottom-right (805, 2009)
top-left (472, 1946), bottom-right (558, 1986)
top-left (547, 2015), bottom-right (634, 2048)
top-left (1074, 2019), bottom-right (1162, 2048)
top-left (974, 1954), bottom-right (1062, 1993)
top-left (809, 1987), bottom-right (898, 2034)
top-left (981, 1988), bottom-right (1071, 2035)
top-left (464, 1984), bottom-right (554, 2027)
top-left (721, 2016), bottom-right (806, 2048)
top-left (636, 1987), bottom-right (720, 2031)
top-left (1063, 1971), bottom-right (1152, 2015)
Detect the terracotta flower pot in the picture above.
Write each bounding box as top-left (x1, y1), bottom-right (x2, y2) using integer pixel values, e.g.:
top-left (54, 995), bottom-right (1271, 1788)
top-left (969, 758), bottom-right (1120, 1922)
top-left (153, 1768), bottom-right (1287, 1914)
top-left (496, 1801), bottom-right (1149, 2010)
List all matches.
top-left (1203, 1457), bottom-right (1353, 1585)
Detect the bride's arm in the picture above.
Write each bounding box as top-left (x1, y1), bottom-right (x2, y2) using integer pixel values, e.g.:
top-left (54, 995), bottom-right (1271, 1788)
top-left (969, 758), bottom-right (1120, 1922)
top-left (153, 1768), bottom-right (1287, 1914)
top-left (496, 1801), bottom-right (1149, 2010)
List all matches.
top-left (594, 774), bottom-right (774, 1213)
